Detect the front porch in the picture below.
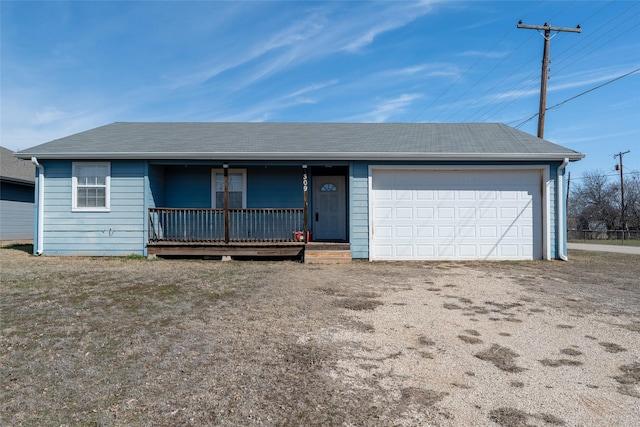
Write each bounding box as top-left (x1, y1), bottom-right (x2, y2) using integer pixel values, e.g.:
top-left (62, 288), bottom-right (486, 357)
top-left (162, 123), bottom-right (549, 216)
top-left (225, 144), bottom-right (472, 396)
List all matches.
top-left (146, 162), bottom-right (351, 261)
top-left (146, 207), bottom-right (350, 262)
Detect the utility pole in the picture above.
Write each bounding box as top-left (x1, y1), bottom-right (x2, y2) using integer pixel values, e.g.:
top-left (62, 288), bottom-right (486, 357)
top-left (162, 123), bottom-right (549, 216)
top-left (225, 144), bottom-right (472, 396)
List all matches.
top-left (614, 150), bottom-right (630, 244)
top-left (517, 21), bottom-right (581, 139)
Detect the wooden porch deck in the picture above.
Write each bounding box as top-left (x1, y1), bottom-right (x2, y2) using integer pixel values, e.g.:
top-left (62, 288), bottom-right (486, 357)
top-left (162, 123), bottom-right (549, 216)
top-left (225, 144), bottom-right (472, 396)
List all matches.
top-left (147, 241), bottom-right (351, 263)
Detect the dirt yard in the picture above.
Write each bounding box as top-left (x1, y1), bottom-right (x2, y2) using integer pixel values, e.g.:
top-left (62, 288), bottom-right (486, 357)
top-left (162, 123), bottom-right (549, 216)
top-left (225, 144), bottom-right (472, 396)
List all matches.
top-left (1, 246), bottom-right (638, 426)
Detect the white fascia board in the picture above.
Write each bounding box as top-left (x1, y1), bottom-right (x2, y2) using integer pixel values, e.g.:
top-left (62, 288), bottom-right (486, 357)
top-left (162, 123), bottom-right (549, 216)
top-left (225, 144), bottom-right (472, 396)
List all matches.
top-left (14, 151), bottom-right (585, 161)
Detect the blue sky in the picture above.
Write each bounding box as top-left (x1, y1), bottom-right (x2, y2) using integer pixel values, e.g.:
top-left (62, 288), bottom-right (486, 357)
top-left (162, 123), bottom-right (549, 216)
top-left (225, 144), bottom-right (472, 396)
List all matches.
top-left (2, 1), bottom-right (638, 182)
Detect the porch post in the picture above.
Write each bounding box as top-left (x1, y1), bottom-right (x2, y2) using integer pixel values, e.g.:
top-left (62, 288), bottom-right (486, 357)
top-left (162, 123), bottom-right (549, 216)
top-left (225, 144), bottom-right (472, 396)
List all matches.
top-left (224, 164), bottom-right (229, 243)
top-left (303, 165), bottom-right (308, 243)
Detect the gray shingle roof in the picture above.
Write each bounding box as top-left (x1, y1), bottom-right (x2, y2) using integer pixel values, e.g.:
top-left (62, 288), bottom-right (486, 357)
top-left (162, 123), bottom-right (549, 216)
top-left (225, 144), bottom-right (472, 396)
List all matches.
top-left (15, 122), bottom-right (584, 161)
top-left (1, 146), bottom-right (35, 184)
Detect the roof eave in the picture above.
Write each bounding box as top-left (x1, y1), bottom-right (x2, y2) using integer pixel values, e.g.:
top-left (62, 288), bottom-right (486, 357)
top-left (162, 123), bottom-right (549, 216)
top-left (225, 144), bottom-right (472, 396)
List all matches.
top-left (0, 176), bottom-right (35, 186)
top-left (15, 151), bottom-right (585, 162)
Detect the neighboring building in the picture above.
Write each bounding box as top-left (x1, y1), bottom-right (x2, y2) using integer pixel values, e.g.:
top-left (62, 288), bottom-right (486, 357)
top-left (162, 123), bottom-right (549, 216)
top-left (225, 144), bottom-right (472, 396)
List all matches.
top-left (1, 146), bottom-right (35, 242)
top-left (15, 122), bottom-right (583, 260)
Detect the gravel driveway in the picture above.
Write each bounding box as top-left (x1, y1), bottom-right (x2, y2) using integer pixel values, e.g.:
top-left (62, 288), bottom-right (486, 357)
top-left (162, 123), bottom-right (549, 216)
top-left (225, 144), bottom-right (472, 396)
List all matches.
top-left (322, 263), bottom-right (639, 426)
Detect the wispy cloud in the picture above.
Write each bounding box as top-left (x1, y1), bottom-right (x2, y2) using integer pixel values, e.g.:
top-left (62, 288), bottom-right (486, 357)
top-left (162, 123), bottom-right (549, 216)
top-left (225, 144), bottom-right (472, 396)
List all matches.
top-left (203, 79), bottom-right (340, 122)
top-left (489, 65), bottom-right (638, 104)
top-left (555, 129), bottom-right (636, 145)
top-left (335, 2), bottom-right (438, 53)
top-left (287, 79), bottom-right (339, 99)
top-left (2, 100), bottom-right (117, 150)
top-left (168, 2), bottom-right (439, 91)
top-left (458, 50), bottom-right (509, 59)
top-left (351, 93), bottom-right (423, 123)
top-left (381, 63), bottom-right (461, 79)
top-left (548, 67), bottom-right (640, 94)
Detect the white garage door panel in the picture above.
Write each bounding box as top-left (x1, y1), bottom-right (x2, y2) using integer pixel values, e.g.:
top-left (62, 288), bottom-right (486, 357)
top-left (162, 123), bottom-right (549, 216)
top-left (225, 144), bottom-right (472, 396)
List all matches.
top-left (371, 170), bottom-right (542, 260)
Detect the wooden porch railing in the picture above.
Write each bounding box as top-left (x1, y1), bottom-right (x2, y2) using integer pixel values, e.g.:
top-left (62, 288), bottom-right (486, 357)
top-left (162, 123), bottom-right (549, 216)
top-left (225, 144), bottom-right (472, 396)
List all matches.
top-left (148, 207), bottom-right (305, 243)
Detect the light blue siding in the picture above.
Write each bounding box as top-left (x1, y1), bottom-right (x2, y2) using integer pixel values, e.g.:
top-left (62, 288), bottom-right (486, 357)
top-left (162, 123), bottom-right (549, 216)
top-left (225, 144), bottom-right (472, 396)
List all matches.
top-left (349, 161), bottom-right (369, 259)
top-left (35, 158), bottom-right (566, 260)
top-left (548, 163), bottom-right (570, 260)
top-left (548, 164), bottom-right (557, 259)
top-left (41, 160), bottom-right (146, 256)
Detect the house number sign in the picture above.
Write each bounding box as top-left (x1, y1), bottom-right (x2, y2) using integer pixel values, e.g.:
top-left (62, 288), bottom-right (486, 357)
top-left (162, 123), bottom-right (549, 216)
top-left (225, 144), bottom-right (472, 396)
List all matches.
top-left (302, 173), bottom-right (308, 192)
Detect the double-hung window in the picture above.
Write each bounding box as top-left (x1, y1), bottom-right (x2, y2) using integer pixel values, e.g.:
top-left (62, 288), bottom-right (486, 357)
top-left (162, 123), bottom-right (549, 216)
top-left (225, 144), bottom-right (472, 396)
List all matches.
top-left (72, 162), bottom-right (111, 211)
top-left (212, 169), bottom-right (246, 208)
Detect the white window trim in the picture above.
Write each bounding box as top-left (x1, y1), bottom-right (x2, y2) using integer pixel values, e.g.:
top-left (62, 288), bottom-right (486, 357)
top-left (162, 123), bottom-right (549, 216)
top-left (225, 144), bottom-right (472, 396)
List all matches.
top-left (211, 168), bottom-right (247, 208)
top-left (72, 162), bottom-right (111, 212)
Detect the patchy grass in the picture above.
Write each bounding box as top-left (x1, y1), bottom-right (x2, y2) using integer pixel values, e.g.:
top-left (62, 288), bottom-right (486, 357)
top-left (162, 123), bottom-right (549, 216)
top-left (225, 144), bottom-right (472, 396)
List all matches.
top-left (335, 297), bottom-right (383, 311)
top-left (614, 362), bottom-right (640, 398)
top-left (475, 344), bottom-right (526, 373)
top-left (1, 247), bottom-right (639, 426)
top-left (539, 359), bottom-right (584, 367)
top-left (557, 324), bottom-right (575, 329)
top-left (560, 348), bottom-right (583, 356)
top-left (0, 242), bottom-right (33, 253)
top-left (417, 335), bottom-right (436, 346)
top-left (599, 342), bottom-right (628, 353)
top-left (1, 250), bottom-right (362, 426)
top-left (458, 335), bottom-right (483, 344)
top-left (623, 321), bottom-right (640, 332)
top-left (489, 407), bottom-right (530, 426)
top-left (474, 251), bottom-right (640, 317)
top-left (400, 387), bottom-right (448, 406)
top-left (489, 407), bottom-right (566, 426)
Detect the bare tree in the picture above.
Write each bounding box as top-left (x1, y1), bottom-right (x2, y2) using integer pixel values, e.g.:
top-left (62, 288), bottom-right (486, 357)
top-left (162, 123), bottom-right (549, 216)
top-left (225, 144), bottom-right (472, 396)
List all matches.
top-left (624, 173), bottom-right (640, 230)
top-left (569, 171), bottom-right (618, 231)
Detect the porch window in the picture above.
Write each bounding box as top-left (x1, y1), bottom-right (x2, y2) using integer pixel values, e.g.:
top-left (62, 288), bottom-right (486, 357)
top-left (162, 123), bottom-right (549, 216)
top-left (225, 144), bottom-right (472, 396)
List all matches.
top-left (72, 162), bottom-right (111, 211)
top-left (211, 169), bottom-right (247, 208)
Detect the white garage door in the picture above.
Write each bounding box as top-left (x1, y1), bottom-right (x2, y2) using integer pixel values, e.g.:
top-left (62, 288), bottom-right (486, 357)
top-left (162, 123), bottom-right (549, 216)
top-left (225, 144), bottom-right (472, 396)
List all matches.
top-left (370, 169), bottom-right (543, 260)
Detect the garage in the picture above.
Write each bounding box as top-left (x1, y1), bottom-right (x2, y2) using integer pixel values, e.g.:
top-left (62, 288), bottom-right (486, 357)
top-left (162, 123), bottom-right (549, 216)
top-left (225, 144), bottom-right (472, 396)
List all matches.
top-left (370, 168), bottom-right (544, 261)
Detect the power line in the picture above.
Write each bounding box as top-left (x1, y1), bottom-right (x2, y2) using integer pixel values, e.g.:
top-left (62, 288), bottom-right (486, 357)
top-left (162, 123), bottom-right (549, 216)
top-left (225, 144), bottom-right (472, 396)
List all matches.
top-left (433, 0), bottom-right (575, 122)
top-left (547, 68), bottom-right (640, 111)
top-left (436, 38), bottom-right (535, 122)
top-left (511, 67), bottom-right (640, 129)
top-left (468, 2), bottom-right (638, 124)
top-left (468, 69), bottom-right (540, 123)
top-left (452, 0), bottom-right (581, 123)
top-left (569, 171), bottom-right (639, 182)
top-left (512, 112), bottom-right (539, 129)
top-left (551, 3), bottom-right (640, 74)
top-left (412, 1), bottom-right (545, 122)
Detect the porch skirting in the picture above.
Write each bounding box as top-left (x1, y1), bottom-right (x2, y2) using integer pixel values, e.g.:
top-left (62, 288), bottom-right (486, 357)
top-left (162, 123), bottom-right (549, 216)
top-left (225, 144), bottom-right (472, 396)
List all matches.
top-left (147, 242), bottom-right (350, 262)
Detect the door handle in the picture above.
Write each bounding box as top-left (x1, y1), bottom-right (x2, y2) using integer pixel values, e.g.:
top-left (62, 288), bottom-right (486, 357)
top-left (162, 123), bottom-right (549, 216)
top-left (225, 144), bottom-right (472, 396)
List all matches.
top-left (315, 213), bottom-right (319, 221)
